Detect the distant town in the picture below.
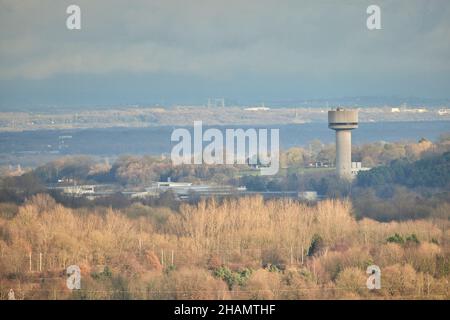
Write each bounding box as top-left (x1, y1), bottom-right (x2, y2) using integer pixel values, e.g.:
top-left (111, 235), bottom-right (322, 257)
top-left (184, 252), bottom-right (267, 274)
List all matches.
top-left (0, 104), bottom-right (449, 132)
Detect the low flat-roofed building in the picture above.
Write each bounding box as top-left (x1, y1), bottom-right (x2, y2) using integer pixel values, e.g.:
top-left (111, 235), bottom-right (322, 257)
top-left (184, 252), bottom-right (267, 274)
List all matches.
top-left (298, 191), bottom-right (318, 201)
top-left (351, 162), bottom-right (371, 176)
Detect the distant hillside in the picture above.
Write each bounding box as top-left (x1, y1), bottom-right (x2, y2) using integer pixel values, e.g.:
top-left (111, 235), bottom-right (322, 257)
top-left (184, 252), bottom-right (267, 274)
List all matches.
top-left (357, 151), bottom-right (450, 189)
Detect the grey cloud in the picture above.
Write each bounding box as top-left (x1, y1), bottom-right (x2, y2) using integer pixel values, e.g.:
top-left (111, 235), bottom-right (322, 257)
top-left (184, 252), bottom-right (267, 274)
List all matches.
top-left (0, 0), bottom-right (449, 102)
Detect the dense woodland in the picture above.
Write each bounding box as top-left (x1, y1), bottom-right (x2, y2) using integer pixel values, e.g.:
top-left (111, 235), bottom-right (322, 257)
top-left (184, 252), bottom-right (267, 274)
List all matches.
top-left (0, 195), bottom-right (448, 299)
top-left (0, 135), bottom-right (449, 299)
top-left (1, 134), bottom-right (450, 220)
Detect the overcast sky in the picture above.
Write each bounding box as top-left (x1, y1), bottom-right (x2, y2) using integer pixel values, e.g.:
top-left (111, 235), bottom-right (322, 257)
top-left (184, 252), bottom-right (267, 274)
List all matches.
top-left (0, 0), bottom-right (449, 109)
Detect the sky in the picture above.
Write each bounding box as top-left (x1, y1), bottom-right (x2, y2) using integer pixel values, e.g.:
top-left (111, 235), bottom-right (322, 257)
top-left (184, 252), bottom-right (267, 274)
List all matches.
top-left (0, 0), bottom-right (449, 110)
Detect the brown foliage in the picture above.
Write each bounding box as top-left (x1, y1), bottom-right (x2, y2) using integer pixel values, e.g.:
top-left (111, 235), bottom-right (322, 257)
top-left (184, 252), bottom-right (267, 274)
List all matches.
top-left (0, 196), bottom-right (448, 299)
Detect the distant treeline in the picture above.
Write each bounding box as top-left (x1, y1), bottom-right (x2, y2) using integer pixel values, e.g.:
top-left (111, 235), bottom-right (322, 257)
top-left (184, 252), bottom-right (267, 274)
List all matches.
top-left (1, 135), bottom-right (450, 221)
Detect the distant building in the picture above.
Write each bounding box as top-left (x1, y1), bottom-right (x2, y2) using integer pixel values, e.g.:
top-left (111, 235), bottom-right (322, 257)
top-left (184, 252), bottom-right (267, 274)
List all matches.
top-left (244, 107), bottom-right (270, 111)
top-left (63, 185), bottom-right (95, 195)
top-left (351, 162), bottom-right (371, 176)
top-left (298, 191), bottom-right (318, 201)
top-left (438, 108), bottom-right (450, 116)
top-left (47, 183), bottom-right (119, 198)
top-left (390, 106), bottom-right (429, 113)
top-left (307, 161), bottom-right (331, 168)
top-left (328, 108), bottom-right (359, 179)
top-left (404, 108), bottom-right (427, 113)
top-left (153, 181), bottom-right (193, 189)
top-left (143, 180), bottom-right (246, 200)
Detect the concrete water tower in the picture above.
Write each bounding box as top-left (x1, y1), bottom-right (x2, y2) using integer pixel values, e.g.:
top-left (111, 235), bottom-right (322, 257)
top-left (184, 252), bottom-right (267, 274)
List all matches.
top-left (328, 108), bottom-right (358, 179)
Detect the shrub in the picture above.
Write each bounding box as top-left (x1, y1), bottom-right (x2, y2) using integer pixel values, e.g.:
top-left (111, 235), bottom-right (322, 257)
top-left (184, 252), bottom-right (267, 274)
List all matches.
top-left (308, 234), bottom-right (325, 257)
top-left (406, 234), bottom-right (420, 245)
top-left (213, 266), bottom-right (252, 290)
top-left (335, 267), bottom-right (367, 298)
top-left (386, 233), bottom-right (404, 244)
